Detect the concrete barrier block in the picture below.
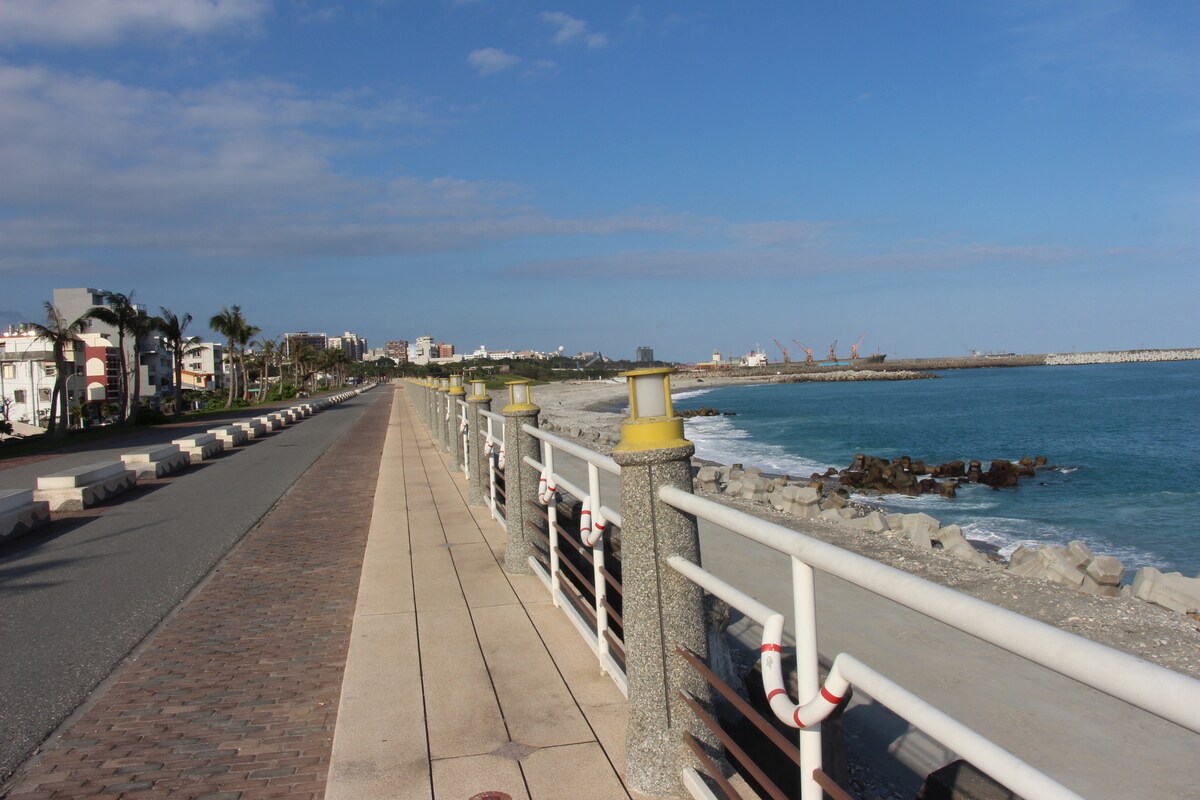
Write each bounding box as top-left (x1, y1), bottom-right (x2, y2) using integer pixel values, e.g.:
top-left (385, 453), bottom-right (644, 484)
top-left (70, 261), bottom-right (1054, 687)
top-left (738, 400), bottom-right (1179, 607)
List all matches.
top-left (0, 489), bottom-right (52, 543)
top-left (121, 445), bottom-right (189, 480)
top-left (818, 508), bottom-right (845, 524)
top-left (173, 433), bottom-right (223, 462)
top-left (1132, 567), bottom-right (1200, 614)
top-left (34, 467), bottom-right (137, 511)
top-left (232, 419), bottom-right (268, 439)
top-left (207, 426), bottom-right (248, 447)
top-left (36, 461), bottom-right (127, 490)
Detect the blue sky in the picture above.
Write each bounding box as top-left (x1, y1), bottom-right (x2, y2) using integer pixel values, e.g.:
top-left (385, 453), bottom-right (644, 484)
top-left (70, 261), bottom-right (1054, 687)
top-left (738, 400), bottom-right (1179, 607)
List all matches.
top-left (0, 0), bottom-right (1196, 362)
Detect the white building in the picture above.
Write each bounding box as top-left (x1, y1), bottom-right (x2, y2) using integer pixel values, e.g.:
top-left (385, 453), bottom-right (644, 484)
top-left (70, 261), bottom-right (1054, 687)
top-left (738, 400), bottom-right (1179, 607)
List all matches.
top-left (180, 343), bottom-right (227, 392)
top-left (411, 335), bottom-right (436, 366)
top-left (0, 324), bottom-right (105, 432)
top-left (52, 288), bottom-right (172, 410)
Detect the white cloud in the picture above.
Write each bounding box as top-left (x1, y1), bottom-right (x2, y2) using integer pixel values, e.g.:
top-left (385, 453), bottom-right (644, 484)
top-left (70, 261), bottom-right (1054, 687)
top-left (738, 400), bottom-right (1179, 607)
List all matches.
top-left (467, 47), bottom-right (520, 76)
top-left (540, 11), bottom-right (607, 48)
top-left (0, 62), bottom-right (693, 266)
top-left (0, 0), bottom-right (270, 46)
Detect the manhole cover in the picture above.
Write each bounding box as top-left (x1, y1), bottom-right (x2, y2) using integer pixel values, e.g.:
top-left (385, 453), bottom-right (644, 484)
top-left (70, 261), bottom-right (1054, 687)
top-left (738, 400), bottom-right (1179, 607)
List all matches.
top-left (469, 793), bottom-right (512, 800)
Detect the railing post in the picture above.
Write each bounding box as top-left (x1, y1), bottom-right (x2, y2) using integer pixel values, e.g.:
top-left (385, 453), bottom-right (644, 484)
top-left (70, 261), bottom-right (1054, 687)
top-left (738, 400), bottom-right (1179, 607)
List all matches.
top-left (611, 367), bottom-right (717, 797)
top-left (501, 379), bottom-right (541, 575)
top-left (466, 380), bottom-right (491, 506)
top-left (447, 375), bottom-right (464, 472)
top-left (436, 377), bottom-right (449, 453)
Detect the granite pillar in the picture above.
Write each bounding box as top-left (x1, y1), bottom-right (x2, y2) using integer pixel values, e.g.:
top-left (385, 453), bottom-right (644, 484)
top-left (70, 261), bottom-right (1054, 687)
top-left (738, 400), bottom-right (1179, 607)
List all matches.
top-left (501, 402), bottom-right (541, 575)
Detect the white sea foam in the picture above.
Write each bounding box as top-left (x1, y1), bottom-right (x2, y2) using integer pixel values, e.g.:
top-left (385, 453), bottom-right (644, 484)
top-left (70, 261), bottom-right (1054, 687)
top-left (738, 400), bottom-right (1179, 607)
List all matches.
top-left (673, 388), bottom-right (716, 402)
top-left (685, 415), bottom-right (832, 477)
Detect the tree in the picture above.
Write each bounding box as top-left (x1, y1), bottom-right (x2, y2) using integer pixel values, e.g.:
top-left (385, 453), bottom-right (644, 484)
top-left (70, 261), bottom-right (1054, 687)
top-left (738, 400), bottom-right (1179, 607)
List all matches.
top-left (155, 308), bottom-right (200, 417)
top-left (209, 305), bottom-right (246, 409)
top-left (87, 291), bottom-right (147, 425)
top-left (255, 337), bottom-right (280, 403)
top-left (29, 301), bottom-right (90, 438)
top-left (125, 310), bottom-right (156, 422)
top-left (237, 322), bottom-right (261, 402)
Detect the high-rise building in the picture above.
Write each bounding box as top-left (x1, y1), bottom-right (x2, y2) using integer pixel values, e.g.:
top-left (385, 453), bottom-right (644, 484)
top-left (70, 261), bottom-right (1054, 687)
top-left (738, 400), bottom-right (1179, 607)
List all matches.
top-left (437, 342), bottom-right (455, 358)
top-left (330, 331), bottom-right (367, 361)
top-left (386, 340), bottom-right (409, 363)
top-left (636, 346), bottom-right (654, 364)
top-left (283, 332), bottom-right (328, 358)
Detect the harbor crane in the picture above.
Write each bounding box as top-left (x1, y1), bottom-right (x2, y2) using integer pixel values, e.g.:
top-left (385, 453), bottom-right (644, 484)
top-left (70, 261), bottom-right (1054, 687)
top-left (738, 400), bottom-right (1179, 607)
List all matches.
top-left (828, 340), bottom-right (839, 363)
top-left (851, 334), bottom-right (867, 361)
top-left (792, 339), bottom-right (814, 363)
top-left (773, 339), bottom-right (791, 363)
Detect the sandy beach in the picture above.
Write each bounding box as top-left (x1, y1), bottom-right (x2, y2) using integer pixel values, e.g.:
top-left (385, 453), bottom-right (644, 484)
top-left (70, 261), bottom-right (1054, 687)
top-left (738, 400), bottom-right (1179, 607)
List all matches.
top-left (527, 377), bottom-right (1200, 680)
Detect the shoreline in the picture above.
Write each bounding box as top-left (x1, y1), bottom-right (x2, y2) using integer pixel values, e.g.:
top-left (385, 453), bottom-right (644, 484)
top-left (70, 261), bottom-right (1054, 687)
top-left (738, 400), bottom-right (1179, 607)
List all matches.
top-left (530, 378), bottom-right (1200, 679)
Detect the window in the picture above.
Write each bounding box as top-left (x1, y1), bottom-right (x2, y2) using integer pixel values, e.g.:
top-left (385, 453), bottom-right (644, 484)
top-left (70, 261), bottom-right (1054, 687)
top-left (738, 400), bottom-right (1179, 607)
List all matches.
top-left (39, 388), bottom-right (51, 401)
top-left (13, 389), bottom-right (26, 403)
top-left (1, 363), bottom-right (13, 379)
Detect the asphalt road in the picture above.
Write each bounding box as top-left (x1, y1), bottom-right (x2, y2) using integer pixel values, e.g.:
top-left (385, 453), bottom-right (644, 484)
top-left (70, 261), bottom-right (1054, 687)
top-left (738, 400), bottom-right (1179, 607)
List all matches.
top-left (0, 390), bottom-right (383, 785)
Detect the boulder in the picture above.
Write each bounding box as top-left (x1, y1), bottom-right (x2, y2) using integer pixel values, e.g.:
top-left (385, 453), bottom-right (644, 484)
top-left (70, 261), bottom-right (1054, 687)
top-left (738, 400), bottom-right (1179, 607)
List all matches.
top-left (1085, 555), bottom-right (1125, 589)
top-left (901, 513), bottom-right (940, 550)
top-left (1131, 568), bottom-right (1200, 614)
top-left (696, 466), bottom-right (721, 492)
top-left (845, 510), bottom-right (888, 533)
top-left (739, 475), bottom-right (770, 502)
top-left (1065, 540), bottom-right (1094, 568)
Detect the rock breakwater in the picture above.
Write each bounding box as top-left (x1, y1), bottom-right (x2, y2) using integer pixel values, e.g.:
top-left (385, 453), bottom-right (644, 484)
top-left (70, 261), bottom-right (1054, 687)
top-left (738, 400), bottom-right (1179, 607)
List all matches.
top-left (1045, 348), bottom-right (1200, 365)
top-left (694, 462), bottom-right (1200, 617)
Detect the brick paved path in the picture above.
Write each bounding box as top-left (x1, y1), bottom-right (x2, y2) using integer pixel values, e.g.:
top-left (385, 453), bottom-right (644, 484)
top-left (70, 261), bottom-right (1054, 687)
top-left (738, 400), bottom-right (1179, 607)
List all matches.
top-left (5, 391), bottom-right (392, 799)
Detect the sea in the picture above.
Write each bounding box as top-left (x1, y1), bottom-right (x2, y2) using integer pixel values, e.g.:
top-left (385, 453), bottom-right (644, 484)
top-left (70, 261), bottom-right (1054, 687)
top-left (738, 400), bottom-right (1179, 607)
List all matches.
top-left (672, 360), bottom-right (1200, 577)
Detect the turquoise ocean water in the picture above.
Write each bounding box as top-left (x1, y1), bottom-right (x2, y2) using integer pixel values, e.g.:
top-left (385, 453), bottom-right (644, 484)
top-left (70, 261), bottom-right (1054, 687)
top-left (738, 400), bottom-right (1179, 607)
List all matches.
top-left (672, 361), bottom-right (1200, 576)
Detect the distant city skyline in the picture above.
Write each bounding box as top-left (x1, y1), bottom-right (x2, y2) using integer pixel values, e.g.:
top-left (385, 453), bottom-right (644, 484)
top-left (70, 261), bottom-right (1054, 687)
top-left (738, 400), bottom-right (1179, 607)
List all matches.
top-left (1, 2), bottom-right (1196, 362)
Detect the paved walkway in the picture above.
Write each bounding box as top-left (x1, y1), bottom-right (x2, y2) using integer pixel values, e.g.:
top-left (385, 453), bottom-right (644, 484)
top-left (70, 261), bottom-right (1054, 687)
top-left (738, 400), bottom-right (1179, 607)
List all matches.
top-left (325, 386), bottom-right (632, 800)
top-left (4, 387), bottom-right (632, 800)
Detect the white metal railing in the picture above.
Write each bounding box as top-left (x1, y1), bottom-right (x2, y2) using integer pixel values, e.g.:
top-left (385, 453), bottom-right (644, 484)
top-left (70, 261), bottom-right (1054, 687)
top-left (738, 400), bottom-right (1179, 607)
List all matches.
top-left (478, 408), bottom-right (505, 525)
top-left (521, 422), bottom-right (627, 694)
top-left (658, 483), bottom-right (1200, 800)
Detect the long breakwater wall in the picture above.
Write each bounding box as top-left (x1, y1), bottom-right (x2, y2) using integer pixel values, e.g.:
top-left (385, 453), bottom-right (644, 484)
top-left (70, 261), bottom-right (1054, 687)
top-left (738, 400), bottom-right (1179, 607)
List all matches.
top-left (1045, 348), bottom-right (1200, 366)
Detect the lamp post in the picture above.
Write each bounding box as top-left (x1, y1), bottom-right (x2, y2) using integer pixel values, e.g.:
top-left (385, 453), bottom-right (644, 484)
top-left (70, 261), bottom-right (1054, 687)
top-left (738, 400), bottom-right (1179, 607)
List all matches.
top-left (447, 374), bottom-right (465, 471)
top-left (436, 376), bottom-right (450, 452)
top-left (612, 367), bottom-right (718, 796)
top-left (501, 378), bottom-right (541, 574)
top-left (466, 378), bottom-right (491, 506)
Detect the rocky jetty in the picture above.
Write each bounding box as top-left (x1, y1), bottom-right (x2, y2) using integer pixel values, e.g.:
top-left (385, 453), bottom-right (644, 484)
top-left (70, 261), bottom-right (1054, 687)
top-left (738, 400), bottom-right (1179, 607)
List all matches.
top-left (1045, 348), bottom-right (1200, 366)
top-left (695, 461), bottom-right (1200, 616)
top-left (677, 407), bottom-right (735, 418)
top-left (838, 453), bottom-right (1046, 496)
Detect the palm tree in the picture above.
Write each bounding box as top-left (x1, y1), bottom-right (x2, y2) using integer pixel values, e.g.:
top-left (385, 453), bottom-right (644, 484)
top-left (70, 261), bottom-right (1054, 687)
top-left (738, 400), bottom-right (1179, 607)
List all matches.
top-left (125, 310), bottom-right (157, 423)
top-left (255, 337), bottom-right (280, 403)
top-left (237, 322), bottom-right (261, 402)
top-left (209, 305), bottom-right (246, 409)
top-left (87, 290), bottom-right (145, 425)
top-left (155, 308), bottom-right (200, 417)
top-left (29, 301), bottom-right (90, 438)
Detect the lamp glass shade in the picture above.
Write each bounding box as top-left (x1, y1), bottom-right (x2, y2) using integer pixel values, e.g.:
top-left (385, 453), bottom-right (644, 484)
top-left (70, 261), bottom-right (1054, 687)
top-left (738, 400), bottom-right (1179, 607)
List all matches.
top-left (631, 373), bottom-right (669, 418)
top-left (450, 374), bottom-right (463, 388)
top-left (510, 382), bottom-right (528, 405)
top-left (471, 380), bottom-right (487, 398)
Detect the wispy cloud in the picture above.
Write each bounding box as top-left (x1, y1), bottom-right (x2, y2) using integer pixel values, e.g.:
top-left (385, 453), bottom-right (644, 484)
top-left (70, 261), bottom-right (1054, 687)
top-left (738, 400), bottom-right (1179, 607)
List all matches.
top-left (998, 1), bottom-right (1199, 94)
top-left (0, 63), bottom-right (693, 268)
top-left (0, 0), bottom-right (270, 46)
top-left (540, 11), bottom-right (607, 49)
top-left (468, 47), bottom-right (520, 75)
